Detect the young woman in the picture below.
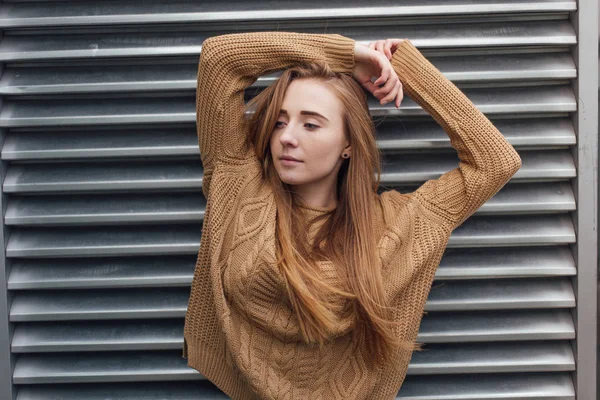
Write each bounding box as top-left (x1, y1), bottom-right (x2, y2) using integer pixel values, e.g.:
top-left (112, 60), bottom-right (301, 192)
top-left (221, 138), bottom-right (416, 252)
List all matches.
top-left (182, 31), bottom-right (522, 400)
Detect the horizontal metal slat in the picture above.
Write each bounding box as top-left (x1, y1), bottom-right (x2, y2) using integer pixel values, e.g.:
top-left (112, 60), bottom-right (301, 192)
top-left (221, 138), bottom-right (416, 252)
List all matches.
top-left (14, 373), bottom-right (576, 400)
top-left (7, 245), bottom-right (575, 290)
top-left (13, 351), bottom-right (197, 384)
top-left (426, 278), bottom-right (574, 311)
top-left (11, 309), bottom-right (574, 353)
top-left (2, 150), bottom-right (573, 194)
top-left (5, 214), bottom-right (574, 259)
top-left (10, 288), bottom-right (191, 322)
top-left (398, 372), bottom-right (575, 399)
top-left (437, 245), bottom-right (575, 279)
top-left (418, 309), bottom-right (574, 342)
top-left (0, 52), bottom-right (576, 96)
top-left (1, 117), bottom-right (575, 161)
top-left (16, 381), bottom-right (230, 400)
top-left (2, 181), bottom-right (575, 227)
top-left (12, 341), bottom-right (574, 384)
top-left (376, 117), bottom-right (576, 152)
top-left (0, 85), bottom-right (577, 128)
top-left (2, 128), bottom-right (199, 160)
top-left (7, 225), bottom-right (202, 258)
top-left (5, 193), bottom-right (206, 226)
top-left (12, 319), bottom-right (185, 352)
top-left (383, 150), bottom-right (575, 184)
top-left (448, 214), bottom-right (575, 247)
top-left (474, 181), bottom-right (575, 214)
top-left (8, 255), bottom-right (196, 290)
top-left (409, 341), bottom-right (574, 374)
top-left (0, 21), bottom-right (576, 63)
top-left (9, 278), bottom-right (573, 322)
top-left (3, 160), bottom-right (204, 194)
top-left (373, 84), bottom-right (577, 116)
top-left (0, 0), bottom-right (577, 29)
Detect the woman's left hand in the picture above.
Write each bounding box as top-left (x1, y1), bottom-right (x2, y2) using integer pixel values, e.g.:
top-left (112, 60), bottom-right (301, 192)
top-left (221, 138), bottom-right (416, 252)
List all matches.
top-left (353, 42), bottom-right (403, 108)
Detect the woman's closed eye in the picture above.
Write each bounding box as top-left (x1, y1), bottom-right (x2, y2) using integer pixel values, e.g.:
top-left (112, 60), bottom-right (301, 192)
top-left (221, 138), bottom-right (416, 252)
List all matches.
top-left (275, 121), bottom-right (320, 130)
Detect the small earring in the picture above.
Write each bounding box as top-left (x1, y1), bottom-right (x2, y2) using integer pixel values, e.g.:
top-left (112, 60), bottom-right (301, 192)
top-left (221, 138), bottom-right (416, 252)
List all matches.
top-left (343, 153), bottom-right (349, 158)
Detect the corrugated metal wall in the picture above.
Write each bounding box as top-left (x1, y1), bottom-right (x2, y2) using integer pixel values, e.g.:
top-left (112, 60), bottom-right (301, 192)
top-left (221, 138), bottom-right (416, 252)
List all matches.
top-left (0, 1), bottom-right (596, 399)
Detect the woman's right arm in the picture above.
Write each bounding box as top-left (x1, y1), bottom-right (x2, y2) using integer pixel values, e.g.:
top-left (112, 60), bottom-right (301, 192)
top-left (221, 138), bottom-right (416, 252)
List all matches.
top-left (196, 31), bottom-right (355, 198)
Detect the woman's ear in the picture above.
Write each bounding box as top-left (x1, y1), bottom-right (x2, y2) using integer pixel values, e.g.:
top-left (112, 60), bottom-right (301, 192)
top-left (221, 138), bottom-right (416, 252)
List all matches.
top-left (342, 145), bottom-right (352, 159)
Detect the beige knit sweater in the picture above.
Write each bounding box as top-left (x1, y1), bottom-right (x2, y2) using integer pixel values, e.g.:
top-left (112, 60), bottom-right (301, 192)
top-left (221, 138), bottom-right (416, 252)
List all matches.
top-left (183, 31), bottom-right (522, 400)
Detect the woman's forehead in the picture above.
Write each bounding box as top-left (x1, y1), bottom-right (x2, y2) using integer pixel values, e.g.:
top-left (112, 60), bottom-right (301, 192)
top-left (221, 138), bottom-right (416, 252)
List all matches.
top-left (281, 80), bottom-right (342, 121)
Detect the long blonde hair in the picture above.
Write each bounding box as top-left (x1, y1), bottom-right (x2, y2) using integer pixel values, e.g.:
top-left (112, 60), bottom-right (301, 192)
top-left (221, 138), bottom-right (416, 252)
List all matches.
top-left (242, 61), bottom-right (422, 367)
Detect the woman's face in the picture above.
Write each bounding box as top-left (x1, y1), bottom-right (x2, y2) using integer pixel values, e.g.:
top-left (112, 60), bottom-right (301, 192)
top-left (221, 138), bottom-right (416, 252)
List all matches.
top-left (269, 78), bottom-right (351, 188)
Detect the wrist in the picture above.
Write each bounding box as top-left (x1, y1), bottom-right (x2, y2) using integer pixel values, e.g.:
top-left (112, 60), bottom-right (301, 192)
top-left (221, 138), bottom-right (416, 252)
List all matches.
top-left (354, 42), bottom-right (372, 63)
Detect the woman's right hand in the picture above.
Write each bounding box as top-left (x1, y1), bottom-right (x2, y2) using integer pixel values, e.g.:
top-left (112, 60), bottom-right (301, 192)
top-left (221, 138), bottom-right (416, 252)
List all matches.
top-left (353, 42), bottom-right (403, 108)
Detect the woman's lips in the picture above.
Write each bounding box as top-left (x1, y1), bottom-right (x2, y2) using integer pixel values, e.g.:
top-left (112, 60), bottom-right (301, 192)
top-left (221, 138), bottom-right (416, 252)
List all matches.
top-left (280, 158), bottom-right (302, 166)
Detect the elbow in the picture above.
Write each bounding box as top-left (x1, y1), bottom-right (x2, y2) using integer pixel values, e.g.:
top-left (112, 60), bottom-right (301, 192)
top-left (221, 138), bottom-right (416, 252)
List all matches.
top-left (508, 148), bottom-right (522, 177)
top-left (199, 36), bottom-right (223, 63)
top-left (487, 148), bottom-right (521, 186)
top-left (496, 149), bottom-right (521, 184)
top-left (200, 38), bottom-right (215, 59)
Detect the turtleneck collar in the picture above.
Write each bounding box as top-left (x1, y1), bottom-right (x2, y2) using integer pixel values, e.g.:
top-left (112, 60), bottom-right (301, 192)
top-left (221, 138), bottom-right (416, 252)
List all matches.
top-left (295, 198), bottom-right (337, 214)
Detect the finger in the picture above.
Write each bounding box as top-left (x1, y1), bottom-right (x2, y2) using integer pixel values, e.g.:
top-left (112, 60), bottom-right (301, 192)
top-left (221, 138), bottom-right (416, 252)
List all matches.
top-left (373, 72), bottom-right (388, 88)
top-left (395, 82), bottom-right (404, 108)
top-left (389, 38), bottom-right (406, 55)
top-left (376, 75), bottom-right (400, 104)
top-left (374, 70), bottom-right (397, 100)
top-left (384, 40), bottom-right (393, 59)
top-left (373, 58), bottom-right (389, 86)
top-left (374, 41), bottom-right (385, 60)
top-left (380, 80), bottom-right (401, 105)
top-left (361, 80), bottom-right (379, 96)
top-left (368, 42), bottom-right (375, 50)
top-left (390, 81), bottom-right (403, 108)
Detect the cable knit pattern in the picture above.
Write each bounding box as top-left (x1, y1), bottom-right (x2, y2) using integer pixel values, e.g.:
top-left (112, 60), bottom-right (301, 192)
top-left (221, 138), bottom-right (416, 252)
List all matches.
top-left (183, 31), bottom-right (522, 400)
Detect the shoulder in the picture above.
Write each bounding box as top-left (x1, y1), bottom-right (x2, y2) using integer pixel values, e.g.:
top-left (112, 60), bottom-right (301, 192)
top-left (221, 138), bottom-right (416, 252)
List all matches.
top-left (377, 189), bottom-right (413, 221)
top-left (208, 157), bottom-right (268, 205)
top-left (203, 157), bottom-right (274, 238)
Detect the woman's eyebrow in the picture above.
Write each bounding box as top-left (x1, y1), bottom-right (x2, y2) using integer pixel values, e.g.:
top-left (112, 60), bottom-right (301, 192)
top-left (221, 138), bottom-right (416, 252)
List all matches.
top-left (279, 109), bottom-right (329, 122)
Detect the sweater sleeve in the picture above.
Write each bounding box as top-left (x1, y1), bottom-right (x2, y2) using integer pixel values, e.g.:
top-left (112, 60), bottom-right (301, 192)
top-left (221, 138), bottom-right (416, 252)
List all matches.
top-left (196, 31), bottom-right (356, 198)
top-left (389, 40), bottom-right (522, 232)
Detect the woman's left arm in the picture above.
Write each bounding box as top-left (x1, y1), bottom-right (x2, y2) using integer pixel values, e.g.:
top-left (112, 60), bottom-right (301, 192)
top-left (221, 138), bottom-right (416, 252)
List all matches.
top-left (389, 40), bottom-right (522, 232)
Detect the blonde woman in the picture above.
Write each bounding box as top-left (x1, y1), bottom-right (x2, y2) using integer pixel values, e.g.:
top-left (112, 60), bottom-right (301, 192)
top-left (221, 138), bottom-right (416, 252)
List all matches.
top-left (183, 31), bottom-right (521, 400)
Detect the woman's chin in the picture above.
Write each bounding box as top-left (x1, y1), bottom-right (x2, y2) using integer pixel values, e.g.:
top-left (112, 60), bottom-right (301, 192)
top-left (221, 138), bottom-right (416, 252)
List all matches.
top-left (277, 172), bottom-right (305, 186)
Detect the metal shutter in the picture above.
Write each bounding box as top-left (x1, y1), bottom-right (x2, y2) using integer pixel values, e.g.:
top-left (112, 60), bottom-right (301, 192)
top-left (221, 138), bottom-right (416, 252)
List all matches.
top-left (0, 1), bottom-right (596, 399)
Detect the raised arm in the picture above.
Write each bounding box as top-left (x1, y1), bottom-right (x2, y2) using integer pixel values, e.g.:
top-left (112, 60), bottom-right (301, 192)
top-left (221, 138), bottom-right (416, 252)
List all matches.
top-left (196, 31), bottom-right (356, 198)
top-left (389, 40), bottom-right (522, 232)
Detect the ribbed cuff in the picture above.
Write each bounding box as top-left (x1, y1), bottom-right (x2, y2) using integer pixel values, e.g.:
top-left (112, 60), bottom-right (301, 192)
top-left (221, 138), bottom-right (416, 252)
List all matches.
top-left (390, 39), bottom-right (483, 123)
top-left (390, 39), bottom-right (428, 81)
top-left (299, 33), bottom-right (356, 74)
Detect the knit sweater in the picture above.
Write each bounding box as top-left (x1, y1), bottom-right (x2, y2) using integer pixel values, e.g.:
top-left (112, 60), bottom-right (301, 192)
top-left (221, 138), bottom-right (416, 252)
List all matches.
top-left (183, 31), bottom-right (522, 400)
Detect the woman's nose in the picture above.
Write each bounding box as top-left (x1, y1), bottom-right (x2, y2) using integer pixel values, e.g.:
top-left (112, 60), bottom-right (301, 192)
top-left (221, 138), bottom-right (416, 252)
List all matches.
top-left (279, 124), bottom-right (299, 145)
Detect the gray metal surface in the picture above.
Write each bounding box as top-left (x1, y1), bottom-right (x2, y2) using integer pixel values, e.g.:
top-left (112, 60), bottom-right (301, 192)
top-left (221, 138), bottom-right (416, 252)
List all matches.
top-left (11, 342), bottom-right (574, 384)
top-left (7, 278), bottom-right (574, 322)
top-left (0, 1), bottom-right (594, 399)
top-left (0, 182), bottom-right (575, 227)
top-left (9, 309), bottom-right (575, 353)
top-left (0, 0), bottom-right (578, 28)
top-left (12, 374), bottom-right (576, 400)
top-left (0, 52), bottom-right (577, 97)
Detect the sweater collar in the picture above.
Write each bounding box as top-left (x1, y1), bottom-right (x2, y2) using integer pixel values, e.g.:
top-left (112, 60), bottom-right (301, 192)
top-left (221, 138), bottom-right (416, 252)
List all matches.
top-left (296, 199), bottom-right (337, 214)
